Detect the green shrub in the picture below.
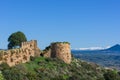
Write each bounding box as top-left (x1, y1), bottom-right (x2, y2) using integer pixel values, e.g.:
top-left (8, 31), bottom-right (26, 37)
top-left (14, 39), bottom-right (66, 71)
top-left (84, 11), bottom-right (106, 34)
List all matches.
top-left (104, 70), bottom-right (120, 80)
top-left (0, 63), bottom-right (10, 71)
top-left (0, 56), bottom-right (119, 80)
top-left (0, 71), bottom-right (5, 80)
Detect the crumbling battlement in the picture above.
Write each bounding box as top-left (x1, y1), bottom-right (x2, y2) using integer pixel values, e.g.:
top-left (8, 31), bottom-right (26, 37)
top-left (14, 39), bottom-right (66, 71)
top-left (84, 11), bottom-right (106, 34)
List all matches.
top-left (0, 40), bottom-right (40, 66)
top-left (21, 40), bottom-right (37, 49)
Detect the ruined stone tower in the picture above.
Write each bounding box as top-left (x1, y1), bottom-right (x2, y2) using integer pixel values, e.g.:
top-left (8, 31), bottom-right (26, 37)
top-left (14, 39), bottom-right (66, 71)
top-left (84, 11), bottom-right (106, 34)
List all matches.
top-left (51, 42), bottom-right (71, 64)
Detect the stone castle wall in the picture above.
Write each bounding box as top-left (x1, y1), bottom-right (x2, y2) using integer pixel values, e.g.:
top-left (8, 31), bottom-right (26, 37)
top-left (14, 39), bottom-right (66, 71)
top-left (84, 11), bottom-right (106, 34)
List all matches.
top-left (21, 40), bottom-right (37, 49)
top-left (50, 42), bottom-right (71, 64)
top-left (0, 40), bottom-right (72, 66)
top-left (41, 42), bottom-right (72, 64)
top-left (0, 40), bottom-right (40, 66)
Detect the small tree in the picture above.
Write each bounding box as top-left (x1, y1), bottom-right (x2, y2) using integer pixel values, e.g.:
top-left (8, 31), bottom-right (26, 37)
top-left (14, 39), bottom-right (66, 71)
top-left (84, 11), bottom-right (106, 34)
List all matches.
top-left (8, 31), bottom-right (27, 49)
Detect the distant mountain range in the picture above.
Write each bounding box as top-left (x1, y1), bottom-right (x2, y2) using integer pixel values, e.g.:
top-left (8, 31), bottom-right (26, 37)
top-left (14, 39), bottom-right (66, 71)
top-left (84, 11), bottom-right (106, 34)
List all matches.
top-left (72, 44), bottom-right (120, 52)
top-left (106, 44), bottom-right (120, 52)
top-left (72, 44), bottom-right (120, 70)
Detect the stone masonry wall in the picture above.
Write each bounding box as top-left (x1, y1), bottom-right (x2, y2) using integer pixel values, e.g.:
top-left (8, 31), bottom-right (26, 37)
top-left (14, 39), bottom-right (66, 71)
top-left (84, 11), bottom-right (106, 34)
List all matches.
top-left (0, 40), bottom-right (72, 66)
top-left (0, 40), bottom-right (40, 66)
top-left (51, 42), bottom-right (71, 64)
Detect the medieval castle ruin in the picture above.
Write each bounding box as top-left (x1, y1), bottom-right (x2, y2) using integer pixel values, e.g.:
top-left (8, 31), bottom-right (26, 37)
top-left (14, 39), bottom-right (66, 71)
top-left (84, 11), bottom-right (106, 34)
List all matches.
top-left (0, 40), bottom-right (71, 66)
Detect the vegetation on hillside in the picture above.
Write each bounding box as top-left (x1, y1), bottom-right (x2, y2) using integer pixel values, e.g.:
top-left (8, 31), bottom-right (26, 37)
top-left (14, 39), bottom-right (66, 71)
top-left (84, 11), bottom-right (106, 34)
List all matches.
top-left (0, 71), bottom-right (5, 80)
top-left (0, 56), bottom-right (120, 80)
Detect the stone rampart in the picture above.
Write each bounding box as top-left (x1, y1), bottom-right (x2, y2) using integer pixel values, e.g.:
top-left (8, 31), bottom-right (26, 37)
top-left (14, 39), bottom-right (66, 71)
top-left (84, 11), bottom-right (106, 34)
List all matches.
top-left (0, 40), bottom-right (40, 66)
top-left (0, 40), bottom-right (72, 66)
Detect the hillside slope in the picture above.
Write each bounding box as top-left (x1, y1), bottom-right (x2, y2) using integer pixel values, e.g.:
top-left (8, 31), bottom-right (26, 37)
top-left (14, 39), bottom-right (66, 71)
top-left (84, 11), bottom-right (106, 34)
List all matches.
top-left (0, 57), bottom-right (120, 80)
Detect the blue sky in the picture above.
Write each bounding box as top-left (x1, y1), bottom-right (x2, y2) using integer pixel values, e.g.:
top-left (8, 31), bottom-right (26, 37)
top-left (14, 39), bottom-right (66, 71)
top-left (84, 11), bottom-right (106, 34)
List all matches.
top-left (0, 0), bottom-right (120, 49)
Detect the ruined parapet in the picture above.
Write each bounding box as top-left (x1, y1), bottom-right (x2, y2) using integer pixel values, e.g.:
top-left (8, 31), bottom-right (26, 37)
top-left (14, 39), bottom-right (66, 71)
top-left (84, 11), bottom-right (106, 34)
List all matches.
top-left (21, 40), bottom-right (40, 57)
top-left (0, 48), bottom-right (33, 66)
top-left (21, 40), bottom-right (37, 49)
top-left (41, 46), bottom-right (51, 57)
top-left (0, 40), bottom-right (41, 66)
top-left (51, 42), bottom-right (71, 64)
